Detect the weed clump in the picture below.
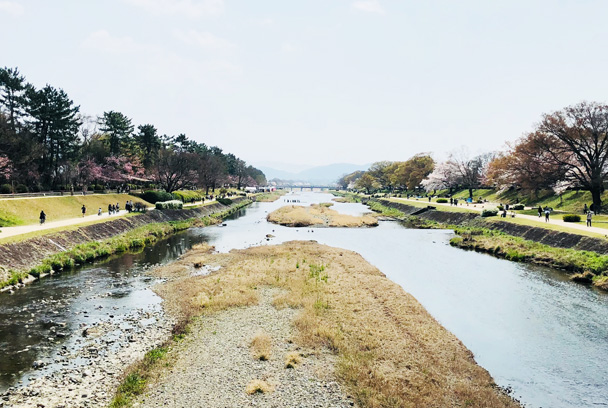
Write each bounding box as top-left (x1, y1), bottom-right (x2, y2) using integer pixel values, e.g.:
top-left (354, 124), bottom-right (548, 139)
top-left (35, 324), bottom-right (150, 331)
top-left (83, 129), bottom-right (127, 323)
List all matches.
top-left (251, 331), bottom-right (272, 361)
top-left (284, 351), bottom-right (302, 368)
top-left (245, 379), bottom-right (273, 394)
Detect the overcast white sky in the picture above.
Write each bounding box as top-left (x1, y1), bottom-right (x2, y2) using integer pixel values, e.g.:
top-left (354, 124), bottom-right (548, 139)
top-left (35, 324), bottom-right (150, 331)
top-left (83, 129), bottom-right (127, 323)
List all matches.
top-left (2, 0), bottom-right (608, 169)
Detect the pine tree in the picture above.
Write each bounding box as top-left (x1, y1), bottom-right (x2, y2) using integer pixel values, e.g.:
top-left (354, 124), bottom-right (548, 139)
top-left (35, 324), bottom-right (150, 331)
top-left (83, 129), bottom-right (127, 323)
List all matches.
top-left (98, 111), bottom-right (134, 155)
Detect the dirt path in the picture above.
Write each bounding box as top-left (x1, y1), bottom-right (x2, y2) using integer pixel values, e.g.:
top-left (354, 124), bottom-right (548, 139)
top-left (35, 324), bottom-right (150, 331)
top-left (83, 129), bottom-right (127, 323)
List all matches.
top-left (395, 197), bottom-right (608, 235)
top-left (139, 288), bottom-right (353, 408)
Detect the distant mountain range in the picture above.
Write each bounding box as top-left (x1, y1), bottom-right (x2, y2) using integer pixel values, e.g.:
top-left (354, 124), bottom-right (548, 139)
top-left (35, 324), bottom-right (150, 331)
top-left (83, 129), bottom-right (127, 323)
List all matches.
top-left (257, 163), bottom-right (369, 185)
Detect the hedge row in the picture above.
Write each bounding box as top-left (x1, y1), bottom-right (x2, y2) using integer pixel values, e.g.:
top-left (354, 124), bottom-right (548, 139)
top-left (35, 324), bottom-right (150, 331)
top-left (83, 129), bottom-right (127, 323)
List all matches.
top-left (140, 191), bottom-right (173, 204)
top-left (172, 190), bottom-right (204, 203)
top-left (155, 200), bottom-right (184, 210)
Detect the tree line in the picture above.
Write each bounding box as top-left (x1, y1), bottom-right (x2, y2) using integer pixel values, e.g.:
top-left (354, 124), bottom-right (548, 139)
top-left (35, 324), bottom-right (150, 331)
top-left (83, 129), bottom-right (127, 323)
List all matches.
top-left (0, 67), bottom-right (266, 194)
top-left (339, 101), bottom-right (608, 211)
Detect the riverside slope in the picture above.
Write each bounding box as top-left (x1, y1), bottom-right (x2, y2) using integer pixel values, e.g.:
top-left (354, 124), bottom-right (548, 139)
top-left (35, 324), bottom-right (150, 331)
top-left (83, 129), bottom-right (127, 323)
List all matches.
top-left (0, 198), bottom-right (248, 281)
top-left (374, 198), bottom-right (608, 253)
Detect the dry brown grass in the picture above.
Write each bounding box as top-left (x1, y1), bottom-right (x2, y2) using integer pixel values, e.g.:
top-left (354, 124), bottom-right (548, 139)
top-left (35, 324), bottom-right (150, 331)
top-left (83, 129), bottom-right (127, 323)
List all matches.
top-left (267, 204), bottom-right (378, 228)
top-left (251, 331), bottom-right (272, 361)
top-left (254, 191), bottom-right (287, 202)
top-left (594, 276), bottom-right (608, 290)
top-left (284, 351), bottom-right (302, 368)
top-left (151, 241), bottom-right (519, 408)
top-left (245, 379), bottom-right (274, 394)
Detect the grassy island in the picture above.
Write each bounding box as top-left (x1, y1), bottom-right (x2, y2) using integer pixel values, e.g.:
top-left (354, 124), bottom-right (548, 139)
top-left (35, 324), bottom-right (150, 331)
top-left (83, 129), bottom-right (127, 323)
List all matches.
top-left (113, 241), bottom-right (518, 408)
top-left (267, 203), bottom-right (378, 227)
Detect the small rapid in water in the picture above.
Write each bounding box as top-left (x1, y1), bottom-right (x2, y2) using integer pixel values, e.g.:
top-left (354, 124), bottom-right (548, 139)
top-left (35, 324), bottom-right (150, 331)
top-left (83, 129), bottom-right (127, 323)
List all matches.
top-left (1, 191), bottom-right (607, 407)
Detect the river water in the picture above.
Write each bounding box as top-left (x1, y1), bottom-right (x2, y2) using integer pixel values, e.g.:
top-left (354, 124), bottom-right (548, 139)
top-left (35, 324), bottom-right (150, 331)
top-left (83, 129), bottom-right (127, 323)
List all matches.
top-left (1, 192), bottom-right (607, 407)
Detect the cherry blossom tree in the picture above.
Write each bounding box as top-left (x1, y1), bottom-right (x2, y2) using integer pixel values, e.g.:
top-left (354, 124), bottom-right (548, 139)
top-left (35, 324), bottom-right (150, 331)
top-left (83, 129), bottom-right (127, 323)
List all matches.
top-left (0, 154), bottom-right (12, 180)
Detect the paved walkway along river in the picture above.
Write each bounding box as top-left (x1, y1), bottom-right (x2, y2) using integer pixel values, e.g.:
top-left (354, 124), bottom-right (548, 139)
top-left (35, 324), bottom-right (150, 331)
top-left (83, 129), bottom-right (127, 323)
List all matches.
top-left (394, 197), bottom-right (608, 236)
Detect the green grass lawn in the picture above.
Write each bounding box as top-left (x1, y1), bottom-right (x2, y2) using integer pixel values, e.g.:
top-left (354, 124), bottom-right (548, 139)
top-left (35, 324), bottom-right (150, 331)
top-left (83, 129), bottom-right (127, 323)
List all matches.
top-left (0, 194), bottom-right (151, 227)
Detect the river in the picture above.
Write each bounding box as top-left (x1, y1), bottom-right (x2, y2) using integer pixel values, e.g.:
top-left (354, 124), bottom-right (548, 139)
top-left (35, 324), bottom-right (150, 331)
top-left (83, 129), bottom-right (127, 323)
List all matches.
top-left (1, 191), bottom-right (607, 407)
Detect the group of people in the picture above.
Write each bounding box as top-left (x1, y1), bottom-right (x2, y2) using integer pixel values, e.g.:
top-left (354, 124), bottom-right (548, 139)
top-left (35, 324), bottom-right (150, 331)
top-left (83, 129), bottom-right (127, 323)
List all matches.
top-left (102, 202), bottom-right (121, 216)
top-left (99, 201), bottom-right (140, 216)
top-left (537, 206), bottom-right (552, 222)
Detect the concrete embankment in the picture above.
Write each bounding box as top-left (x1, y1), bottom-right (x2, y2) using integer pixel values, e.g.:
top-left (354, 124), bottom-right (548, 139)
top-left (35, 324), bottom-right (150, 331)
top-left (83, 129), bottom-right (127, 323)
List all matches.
top-left (374, 199), bottom-right (608, 254)
top-left (0, 198), bottom-right (248, 273)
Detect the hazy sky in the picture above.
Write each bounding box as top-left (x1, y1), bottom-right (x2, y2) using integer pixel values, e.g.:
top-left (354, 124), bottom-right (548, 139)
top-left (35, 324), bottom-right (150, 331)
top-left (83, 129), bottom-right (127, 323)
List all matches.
top-left (2, 1), bottom-right (608, 169)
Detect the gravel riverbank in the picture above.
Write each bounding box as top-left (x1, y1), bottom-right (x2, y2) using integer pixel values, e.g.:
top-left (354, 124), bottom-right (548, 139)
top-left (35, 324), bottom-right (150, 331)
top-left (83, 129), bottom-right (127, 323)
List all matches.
top-left (138, 288), bottom-right (354, 407)
top-left (1, 300), bottom-right (173, 407)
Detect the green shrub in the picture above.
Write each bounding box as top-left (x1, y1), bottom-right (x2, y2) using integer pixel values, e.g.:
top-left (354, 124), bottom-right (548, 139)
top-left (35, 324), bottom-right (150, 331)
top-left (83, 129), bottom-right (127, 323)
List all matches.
top-left (217, 198), bottom-right (233, 206)
top-left (172, 190), bottom-right (203, 203)
top-left (15, 184), bottom-right (27, 193)
top-left (84, 250), bottom-right (96, 261)
top-left (140, 190), bottom-right (173, 204)
top-left (155, 200), bottom-right (183, 210)
top-left (129, 238), bottom-right (145, 248)
top-left (0, 184), bottom-right (11, 194)
top-left (114, 241), bottom-right (127, 253)
top-left (72, 250), bottom-right (86, 264)
top-left (436, 198), bottom-right (448, 203)
top-left (481, 208), bottom-right (498, 217)
top-left (95, 246), bottom-right (110, 257)
top-left (144, 347), bottom-right (168, 365)
top-left (63, 257), bottom-right (75, 269)
top-left (563, 214), bottom-right (581, 222)
top-left (50, 258), bottom-right (64, 272)
top-left (512, 204), bottom-right (525, 210)
top-left (496, 205), bottom-right (504, 211)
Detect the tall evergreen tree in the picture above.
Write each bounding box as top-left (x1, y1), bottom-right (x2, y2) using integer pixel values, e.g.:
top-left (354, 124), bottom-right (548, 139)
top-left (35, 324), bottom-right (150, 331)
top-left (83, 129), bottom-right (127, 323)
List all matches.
top-left (0, 66), bottom-right (27, 132)
top-left (98, 111), bottom-right (134, 155)
top-left (24, 84), bottom-right (81, 187)
top-left (135, 124), bottom-right (161, 169)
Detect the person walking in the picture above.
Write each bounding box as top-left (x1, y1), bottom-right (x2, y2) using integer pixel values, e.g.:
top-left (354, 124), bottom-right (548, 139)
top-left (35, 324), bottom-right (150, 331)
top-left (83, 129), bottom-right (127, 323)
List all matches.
top-left (39, 210), bottom-right (46, 224)
top-left (108, 203), bottom-right (112, 215)
top-left (587, 211), bottom-right (593, 227)
top-left (544, 208), bottom-right (550, 222)
top-left (98, 207), bottom-right (102, 216)
top-left (538, 205), bottom-right (543, 218)
top-left (583, 203), bottom-right (588, 215)
top-left (449, 197), bottom-right (453, 206)
top-left (81, 205), bottom-right (86, 217)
